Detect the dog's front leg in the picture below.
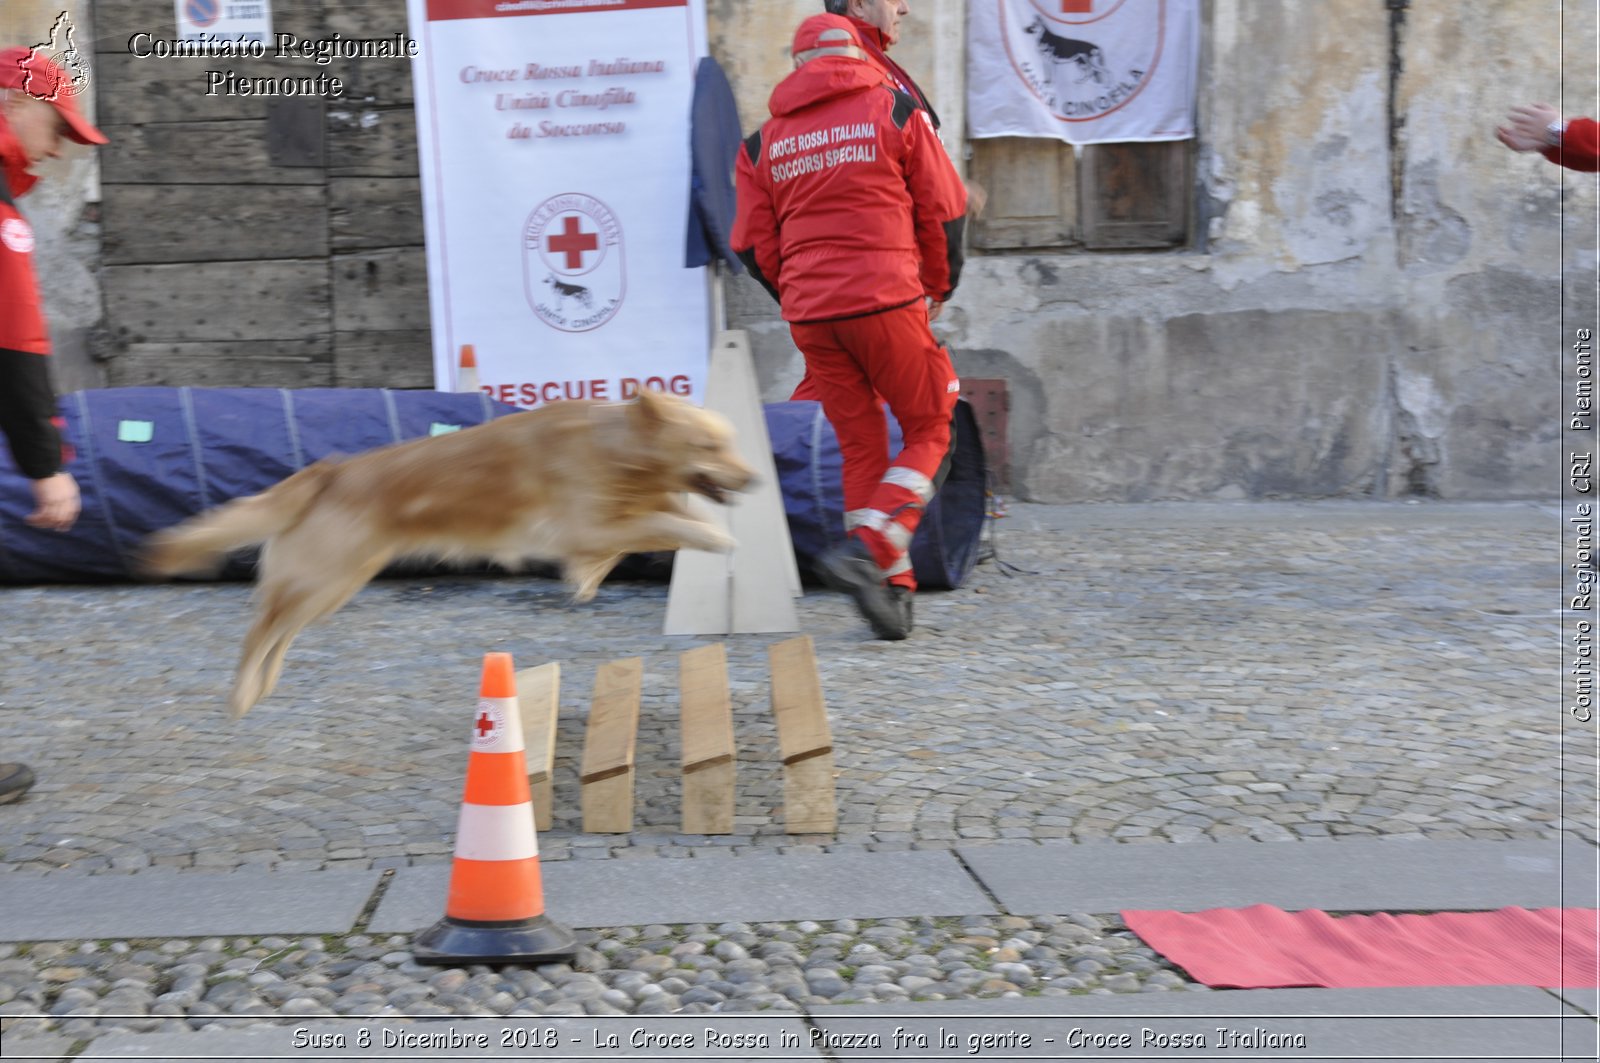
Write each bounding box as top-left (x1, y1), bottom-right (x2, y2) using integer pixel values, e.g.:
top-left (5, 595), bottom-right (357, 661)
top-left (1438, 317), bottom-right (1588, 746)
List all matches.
top-left (616, 511), bottom-right (736, 555)
top-left (565, 552), bottom-right (625, 603)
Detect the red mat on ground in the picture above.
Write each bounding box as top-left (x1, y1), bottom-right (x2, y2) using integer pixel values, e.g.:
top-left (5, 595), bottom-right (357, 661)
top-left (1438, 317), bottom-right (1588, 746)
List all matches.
top-left (1122, 905), bottom-right (1600, 989)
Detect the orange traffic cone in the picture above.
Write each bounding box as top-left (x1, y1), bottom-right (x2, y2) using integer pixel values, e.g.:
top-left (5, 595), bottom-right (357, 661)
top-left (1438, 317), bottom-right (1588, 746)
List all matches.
top-left (455, 344), bottom-right (480, 394)
top-left (413, 652), bottom-right (577, 965)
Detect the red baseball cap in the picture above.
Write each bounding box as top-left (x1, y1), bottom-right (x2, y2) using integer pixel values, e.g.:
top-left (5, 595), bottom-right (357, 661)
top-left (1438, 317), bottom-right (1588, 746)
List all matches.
top-left (0, 46), bottom-right (107, 145)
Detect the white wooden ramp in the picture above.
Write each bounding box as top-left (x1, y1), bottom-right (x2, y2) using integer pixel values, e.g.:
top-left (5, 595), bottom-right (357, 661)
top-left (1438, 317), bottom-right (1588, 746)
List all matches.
top-left (665, 330), bottom-right (800, 635)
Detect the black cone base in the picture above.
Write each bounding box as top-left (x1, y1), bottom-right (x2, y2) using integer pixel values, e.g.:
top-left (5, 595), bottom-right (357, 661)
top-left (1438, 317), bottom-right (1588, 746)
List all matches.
top-left (412, 914), bottom-right (578, 966)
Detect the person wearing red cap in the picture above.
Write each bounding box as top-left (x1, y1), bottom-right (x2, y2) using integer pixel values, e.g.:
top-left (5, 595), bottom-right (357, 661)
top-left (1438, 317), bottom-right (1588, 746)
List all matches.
top-left (1497, 102), bottom-right (1600, 171)
top-left (0, 46), bottom-right (107, 804)
top-left (732, 14), bottom-right (967, 641)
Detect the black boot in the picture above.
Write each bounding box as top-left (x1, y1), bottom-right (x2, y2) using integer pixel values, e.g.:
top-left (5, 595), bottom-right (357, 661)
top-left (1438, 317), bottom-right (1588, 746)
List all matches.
top-left (888, 585), bottom-right (914, 634)
top-left (814, 539), bottom-right (908, 640)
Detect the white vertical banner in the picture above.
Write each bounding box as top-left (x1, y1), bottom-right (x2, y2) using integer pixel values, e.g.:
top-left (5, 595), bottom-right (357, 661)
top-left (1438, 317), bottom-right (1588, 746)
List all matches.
top-left (408, 0), bottom-right (710, 407)
top-left (967, 0), bottom-right (1198, 145)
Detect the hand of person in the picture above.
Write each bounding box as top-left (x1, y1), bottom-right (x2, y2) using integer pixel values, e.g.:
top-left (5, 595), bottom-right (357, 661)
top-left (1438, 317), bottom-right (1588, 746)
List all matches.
top-left (965, 178), bottom-right (988, 219)
top-left (927, 298), bottom-right (944, 323)
top-left (26, 472), bottom-right (80, 532)
top-left (1497, 102), bottom-right (1561, 152)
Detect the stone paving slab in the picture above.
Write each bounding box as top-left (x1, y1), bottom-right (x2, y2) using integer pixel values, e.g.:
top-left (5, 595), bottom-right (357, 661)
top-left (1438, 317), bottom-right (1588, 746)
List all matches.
top-left (0, 1034), bottom-right (74, 1061)
top-left (1559, 987), bottom-right (1599, 1016)
top-left (81, 1016), bottom-right (820, 1060)
top-left (370, 850), bottom-right (997, 933)
top-left (0, 869), bottom-right (382, 942)
top-left (809, 987), bottom-right (1595, 1061)
top-left (960, 839), bottom-right (1600, 915)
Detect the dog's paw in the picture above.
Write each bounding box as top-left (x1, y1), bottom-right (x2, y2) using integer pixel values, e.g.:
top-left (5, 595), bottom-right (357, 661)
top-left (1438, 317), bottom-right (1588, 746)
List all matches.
top-left (697, 527), bottom-right (737, 553)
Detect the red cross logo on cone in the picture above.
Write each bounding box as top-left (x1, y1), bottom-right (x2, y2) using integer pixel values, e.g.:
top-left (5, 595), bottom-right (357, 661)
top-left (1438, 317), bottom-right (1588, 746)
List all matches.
top-left (412, 652), bottom-right (577, 965)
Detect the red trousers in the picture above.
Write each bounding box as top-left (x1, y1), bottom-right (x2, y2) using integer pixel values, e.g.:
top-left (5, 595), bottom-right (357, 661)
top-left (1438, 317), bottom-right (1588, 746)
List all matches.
top-left (789, 301), bottom-right (958, 590)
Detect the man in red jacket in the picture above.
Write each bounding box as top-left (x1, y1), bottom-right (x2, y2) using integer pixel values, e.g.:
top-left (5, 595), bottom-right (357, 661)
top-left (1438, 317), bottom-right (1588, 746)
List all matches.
top-left (733, 13), bottom-right (967, 640)
top-left (1497, 103), bottom-right (1600, 171)
top-left (0, 46), bottom-right (107, 803)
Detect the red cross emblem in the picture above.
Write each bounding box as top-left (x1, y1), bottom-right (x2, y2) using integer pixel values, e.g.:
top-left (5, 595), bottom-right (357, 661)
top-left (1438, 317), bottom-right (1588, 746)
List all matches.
top-left (1062, 0), bottom-right (1092, 11)
top-left (475, 711), bottom-right (495, 738)
top-left (546, 216), bottom-right (598, 270)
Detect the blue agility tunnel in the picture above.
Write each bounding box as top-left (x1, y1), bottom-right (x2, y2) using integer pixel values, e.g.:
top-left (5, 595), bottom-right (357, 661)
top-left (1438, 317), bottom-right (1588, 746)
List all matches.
top-left (0, 389), bottom-right (987, 589)
top-left (763, 399), bottom-right (988, 590)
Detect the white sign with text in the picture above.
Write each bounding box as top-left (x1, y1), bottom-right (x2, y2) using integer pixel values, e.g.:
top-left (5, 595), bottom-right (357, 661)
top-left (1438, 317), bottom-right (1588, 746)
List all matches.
top-left (408, 0), bottom-right (709, 407)
top-left (175, 0), bottom-right (273, 43)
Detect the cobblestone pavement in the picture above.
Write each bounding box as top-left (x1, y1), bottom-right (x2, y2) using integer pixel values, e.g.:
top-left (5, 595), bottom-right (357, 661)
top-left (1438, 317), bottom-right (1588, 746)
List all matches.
top-left (0, 501), bottom-right (1584, 877)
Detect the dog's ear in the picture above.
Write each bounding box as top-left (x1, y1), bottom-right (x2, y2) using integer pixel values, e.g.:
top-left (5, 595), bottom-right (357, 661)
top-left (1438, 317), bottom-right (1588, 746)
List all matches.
top-left (630, 388), bottom-right (670, 429)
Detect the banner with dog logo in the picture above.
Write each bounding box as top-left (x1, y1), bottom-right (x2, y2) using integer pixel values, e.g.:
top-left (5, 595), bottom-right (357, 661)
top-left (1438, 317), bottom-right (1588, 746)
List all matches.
top-left (408, 0), bottom-right (710, 407)
top-left (967, 0), bottom-right (1199, 144)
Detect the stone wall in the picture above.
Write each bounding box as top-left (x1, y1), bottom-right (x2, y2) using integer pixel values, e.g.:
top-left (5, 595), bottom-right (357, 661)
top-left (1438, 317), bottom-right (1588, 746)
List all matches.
top-left (719, 0), bottom-right (1597, 501)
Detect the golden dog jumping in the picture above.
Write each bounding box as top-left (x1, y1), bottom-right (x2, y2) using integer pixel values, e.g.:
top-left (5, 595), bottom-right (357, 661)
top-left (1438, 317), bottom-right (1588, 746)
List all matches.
top-left (142, 390), bottom-right (756, 719)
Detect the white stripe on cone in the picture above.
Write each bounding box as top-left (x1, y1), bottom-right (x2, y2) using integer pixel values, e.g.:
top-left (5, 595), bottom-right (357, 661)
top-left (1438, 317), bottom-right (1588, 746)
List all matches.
top-left (454, 802), bottom-right (540, 861)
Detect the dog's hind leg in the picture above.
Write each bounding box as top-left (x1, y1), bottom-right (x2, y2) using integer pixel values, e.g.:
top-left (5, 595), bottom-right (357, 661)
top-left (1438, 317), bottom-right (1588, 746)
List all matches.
top-left (230, 536), bottom-right (391, 719)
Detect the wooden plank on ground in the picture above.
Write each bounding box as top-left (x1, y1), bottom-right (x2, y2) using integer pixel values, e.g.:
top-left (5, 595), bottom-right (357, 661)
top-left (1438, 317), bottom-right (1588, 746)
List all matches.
top-left (580, 658), bottom-right (642, 834)
top-left (678, 644), bottom-right (735, 835)
top-left (515, 663), bottom-right (561, 833)
top-left (768, 636), bottom-right (836, 834)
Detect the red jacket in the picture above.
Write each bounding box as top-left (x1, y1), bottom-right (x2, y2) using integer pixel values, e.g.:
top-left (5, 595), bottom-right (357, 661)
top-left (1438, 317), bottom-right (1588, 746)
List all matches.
top-left (731, 55), bottom-right (966, 324)
top-left (0, 118), bottom-right (65, 480)
top-left (1544, 117), bottom-right (1600, 172)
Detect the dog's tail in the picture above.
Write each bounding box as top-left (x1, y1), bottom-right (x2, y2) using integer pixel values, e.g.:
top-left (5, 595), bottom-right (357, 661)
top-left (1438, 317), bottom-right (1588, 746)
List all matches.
top-left (138, 462), bottom-right (338, 578)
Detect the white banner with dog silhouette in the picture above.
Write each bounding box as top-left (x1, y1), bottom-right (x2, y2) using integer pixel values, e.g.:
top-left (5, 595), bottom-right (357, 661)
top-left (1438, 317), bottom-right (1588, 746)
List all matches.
top-left (408, 0), bottom-right (709, 406)
top-left (967, 0), bottom-right (1198, 144)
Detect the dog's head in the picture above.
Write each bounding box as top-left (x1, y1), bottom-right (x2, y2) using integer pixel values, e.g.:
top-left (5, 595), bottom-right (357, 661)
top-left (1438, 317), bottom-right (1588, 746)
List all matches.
top-left (618, 389), bottom-right (757, 504)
